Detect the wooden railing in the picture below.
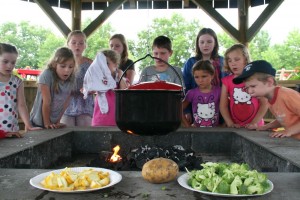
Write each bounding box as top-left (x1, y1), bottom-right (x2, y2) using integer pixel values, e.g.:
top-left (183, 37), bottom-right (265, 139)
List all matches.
top-left (19, 81), bottom-right (37, 130)
top-left (276, 69), bottom-right (297, 80)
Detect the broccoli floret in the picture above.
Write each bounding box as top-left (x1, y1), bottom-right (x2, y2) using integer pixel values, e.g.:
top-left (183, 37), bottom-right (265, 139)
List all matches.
top-left (239, 184), bottom-right (248, 194)
top-left (256, 173), bottom-right (267, 183)
top-left (211, 175), bottom-right (222, 192)
top-left (230, 182), bottom-right (239, 195)
top-left (230, 176), bottom-right (243, 195)
top-left (240, 163), bottom-right (250, 171)
top-left (195, 170), bottom-right (207, 182)
top-left (203, 177), bottom-right (215, 192)
top-left (222, 169), bottom-right (235, 184)
top-left (247, 183), bottom-right (264, 194)
top-left (244, 177), bottom-right (254, 186)
top-left (215, 162), bottom-right (229, 176)
top-left (201, 162), bottom-right (218, 169)
top-left (187, 177), bottom-right (193, 187)
top-left (191, 179), bottom-right (202, 190)
top-left (260, 180), bottom-right (271, 191)
top-left (216, 180), bottom-right (230, 194)
top-left (201, 168), bottom-right (216, 179)
top-left (229, 163), bottom-right (241, 171)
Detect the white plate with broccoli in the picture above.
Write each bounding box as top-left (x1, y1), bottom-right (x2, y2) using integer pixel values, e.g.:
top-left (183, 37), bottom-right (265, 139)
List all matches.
top-left (177, 162), bottom-right (274, 197)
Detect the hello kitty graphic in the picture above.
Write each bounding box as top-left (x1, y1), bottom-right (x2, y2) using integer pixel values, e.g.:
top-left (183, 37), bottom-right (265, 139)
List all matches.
top-left (232, 87), bottom-right (255, 123)
top-left (193, 95), bottom-right (218, 127)
top-left (233, 88), bottom-right (251, 104)
top-left (194, 102), bottom-right (217, 127)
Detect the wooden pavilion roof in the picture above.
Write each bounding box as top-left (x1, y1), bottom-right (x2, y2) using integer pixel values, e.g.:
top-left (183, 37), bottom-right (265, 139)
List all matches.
top-left (20, 0), bottom-right (284, 45)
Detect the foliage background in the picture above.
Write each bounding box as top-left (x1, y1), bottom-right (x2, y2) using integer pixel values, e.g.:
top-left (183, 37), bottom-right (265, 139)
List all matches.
top-left (1, 13), bottom-right (300, 79)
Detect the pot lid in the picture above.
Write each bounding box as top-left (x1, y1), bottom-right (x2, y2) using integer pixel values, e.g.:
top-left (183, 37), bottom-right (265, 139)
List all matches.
top-left (128, 80), bottom-right (182, 91)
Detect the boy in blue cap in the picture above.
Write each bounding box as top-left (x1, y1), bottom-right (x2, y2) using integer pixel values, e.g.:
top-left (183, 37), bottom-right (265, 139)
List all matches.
top-left (233, 60), bottom-right (300, 140)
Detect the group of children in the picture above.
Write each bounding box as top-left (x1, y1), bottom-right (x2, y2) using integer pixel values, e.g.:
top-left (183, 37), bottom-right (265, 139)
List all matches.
top-left (0, 31), bottom-right (131, 138)
top-left (1, 27), bottom-right (300, 140)
top-left (181, 28), bottom-right (300, 140)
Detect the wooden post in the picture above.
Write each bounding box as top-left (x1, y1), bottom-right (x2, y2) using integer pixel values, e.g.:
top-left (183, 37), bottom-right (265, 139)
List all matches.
top-left (19, 81), bottom-right (38, 130)
top-left (238, 0), bottom-right (249, 45)
top-left (71, 0), bottom-right (82, 31)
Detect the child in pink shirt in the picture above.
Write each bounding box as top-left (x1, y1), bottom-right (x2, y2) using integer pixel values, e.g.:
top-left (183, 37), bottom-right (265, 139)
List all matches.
top-left (83, 49), bottom-right (127, 126)
top-left (233, 60), bottom-right (300, 140)
top-left (220, 44), bottom-right (268, 129)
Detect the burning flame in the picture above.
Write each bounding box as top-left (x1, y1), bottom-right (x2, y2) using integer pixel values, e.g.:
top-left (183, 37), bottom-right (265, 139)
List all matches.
top-left (109, 145), bottom-right (122, 163)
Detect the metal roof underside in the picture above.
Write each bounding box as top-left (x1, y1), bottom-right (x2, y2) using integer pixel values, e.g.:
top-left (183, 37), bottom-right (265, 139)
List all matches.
top-left (21, 0), bottom-right (270, 10)
top-left (19, 0), bottom-right (283, 45)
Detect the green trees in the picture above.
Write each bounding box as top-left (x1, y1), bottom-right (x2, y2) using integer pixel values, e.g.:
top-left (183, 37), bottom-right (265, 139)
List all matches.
top-left (83, 19), bottom-right (115, 59)
top-left (131, 13), bottom-right (200, 69)
top-left (1, 14), bottom-right (300, 77)
top-left (0, 21), bottom-right (64, 69)
top-left (0, 20), bottom-right (115, 69)
top-left (217, 29), bottom-right (300, 71)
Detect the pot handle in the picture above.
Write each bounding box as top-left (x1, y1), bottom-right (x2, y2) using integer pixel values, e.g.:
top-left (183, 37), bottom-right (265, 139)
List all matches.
top-left (118, 54), bottom-right (185, 96)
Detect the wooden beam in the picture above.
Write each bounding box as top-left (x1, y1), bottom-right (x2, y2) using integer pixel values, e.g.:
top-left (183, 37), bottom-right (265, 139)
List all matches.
top-left (64, 0), bottom-right (113, 2)
top-left (191, 0), bottom-right (240, 41)
top-left (33, 0), bottom-right (71, 37)
top-left (238, 0), bottom-right (249, 45)
top-left (129, 0), bottom-right (136, 8)
top-left (83, 0), bottom-right (126, 37)
top-left (183, 0), bottom-right (189, 7)
top-left (71, 0), bottom-right (82, 30)
top-left (247, 0), bottom-right (284, 42)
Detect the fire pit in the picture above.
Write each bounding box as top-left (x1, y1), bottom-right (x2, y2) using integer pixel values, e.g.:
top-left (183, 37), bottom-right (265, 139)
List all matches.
top-left (1, 127), bottom-right (300, 200)
top-left (86, 145), bottom-right (205, 171)
top-left (1, 127), bottom-right (299, 173)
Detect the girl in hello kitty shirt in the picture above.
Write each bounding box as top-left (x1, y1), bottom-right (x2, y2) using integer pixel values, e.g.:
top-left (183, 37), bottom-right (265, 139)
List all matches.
top-left (220, 44), bottom-right (268, 129)
top-left (182, 60), bottom-right (221, 127)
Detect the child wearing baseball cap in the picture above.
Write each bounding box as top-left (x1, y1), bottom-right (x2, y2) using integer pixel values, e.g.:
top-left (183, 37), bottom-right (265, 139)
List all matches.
top-left (233, 60), bottom-right (300, 140)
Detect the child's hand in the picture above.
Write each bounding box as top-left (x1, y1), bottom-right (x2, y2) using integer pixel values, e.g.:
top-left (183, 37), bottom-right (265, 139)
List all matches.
top-left (45, 123), bottom-right (66, 129)
top-left (184, 114), bottom-right (193, 124)
top-left (270, 130), bottom-right (290, 138)
top-left (233, 124), bottom-right (241, 128)
top-left (25, 126), bottom-right (43, 132)
top-left (245, 123), bottom-right (258, 130)
top-left (226, 122), bottom-right (241, 128)
top-left (56, 123), bottom-right (66, 128)
top-left (5, 131), bottom-right (23, 138)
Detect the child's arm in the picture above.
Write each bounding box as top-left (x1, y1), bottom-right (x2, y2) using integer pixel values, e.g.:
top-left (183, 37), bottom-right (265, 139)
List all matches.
top-left (271, 122), bottom-right (300, 138)
top-left (270, 89), bottom-right (300, 138)
top-left (245, 97), bottom-right (269, 130)
top-left (39, 84), bottom-right (53, 129)
top-left (181, 99), bottom-right (192, 127)
top-left (126, 69), bottom-right (135, 85)
top-left (54, 95), bottom-right (71, 128)
top-left (17, 82), bottom-right (42, 132)
top-left (118, 69), bottom-right (130, 89)
top-left (257, 119), bottom-right (281, 131)
top-left (219, 85), bottom-right (239, 128)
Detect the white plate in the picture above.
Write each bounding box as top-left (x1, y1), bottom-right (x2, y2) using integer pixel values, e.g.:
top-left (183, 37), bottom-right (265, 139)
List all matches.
top-left (177, 173), bottom-right (273, 197)
top-left (30, 167), bottom-right (122, 193)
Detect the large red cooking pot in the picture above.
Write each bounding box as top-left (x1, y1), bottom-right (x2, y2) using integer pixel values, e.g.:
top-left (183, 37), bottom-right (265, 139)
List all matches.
top-left (115, 54), bottom-right (184, 136)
